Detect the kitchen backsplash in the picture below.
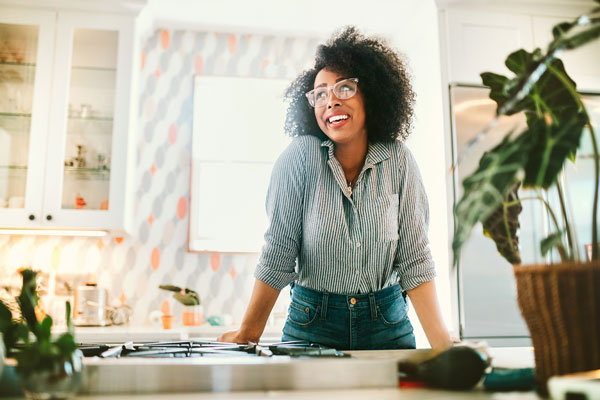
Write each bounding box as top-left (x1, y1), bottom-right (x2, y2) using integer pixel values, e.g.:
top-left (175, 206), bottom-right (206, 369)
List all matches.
top-left (0, 28), bottom-right (318, 327)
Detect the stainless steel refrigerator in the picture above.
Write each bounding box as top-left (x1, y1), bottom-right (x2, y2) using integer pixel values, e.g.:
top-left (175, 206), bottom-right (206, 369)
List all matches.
top-left (449, 84), bottom-right (600, 346)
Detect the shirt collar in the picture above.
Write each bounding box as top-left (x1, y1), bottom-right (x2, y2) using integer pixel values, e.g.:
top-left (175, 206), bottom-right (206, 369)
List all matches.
top-left (320, 139), bottom-right (391, 166)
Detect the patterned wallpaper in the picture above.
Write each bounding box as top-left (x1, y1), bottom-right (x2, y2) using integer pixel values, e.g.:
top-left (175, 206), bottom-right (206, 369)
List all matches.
top-left (0, 29), bottom-right (319, 327)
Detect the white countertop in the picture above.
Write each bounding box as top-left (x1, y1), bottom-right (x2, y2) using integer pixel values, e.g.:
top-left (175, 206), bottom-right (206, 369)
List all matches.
top-left (1, 347), bottom-right (539, 399)
top-left (3, 388), bottom-right (540, 400)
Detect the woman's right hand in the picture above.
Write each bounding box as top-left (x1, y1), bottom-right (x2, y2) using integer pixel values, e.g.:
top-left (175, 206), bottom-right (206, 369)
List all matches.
top-left (216, 279), bottom-right (280, 344)
top-left (217, 329), bottom-right (258, 344)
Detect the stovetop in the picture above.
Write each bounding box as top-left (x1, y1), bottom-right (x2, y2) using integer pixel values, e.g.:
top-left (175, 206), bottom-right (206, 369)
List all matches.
top-left (77, 340), bottom-right (349, 359)
top-left (2, 340), bottom-right (399, 395)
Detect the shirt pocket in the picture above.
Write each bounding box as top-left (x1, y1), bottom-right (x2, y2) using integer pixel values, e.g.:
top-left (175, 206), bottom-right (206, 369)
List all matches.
top-left (373, 193), bottom-right (399, 242)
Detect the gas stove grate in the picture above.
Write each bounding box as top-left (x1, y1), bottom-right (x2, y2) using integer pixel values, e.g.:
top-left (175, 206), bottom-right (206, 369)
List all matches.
top-left (77, 340), bottom-right (349, 358)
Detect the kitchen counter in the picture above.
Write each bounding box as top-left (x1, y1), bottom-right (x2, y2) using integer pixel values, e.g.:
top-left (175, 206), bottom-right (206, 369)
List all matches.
top-left (1, 387), bottom-right (541, 399)
top-left (2, 348), bottom-right (539, 399)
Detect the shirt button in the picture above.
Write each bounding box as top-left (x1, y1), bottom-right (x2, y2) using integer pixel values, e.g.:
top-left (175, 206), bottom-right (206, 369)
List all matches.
top-left (350, 298), bottom-right (357, 305)
top-left (356, 242), bottom-right (361, 248)
top-left (355, 270), bottom-right (359, 275)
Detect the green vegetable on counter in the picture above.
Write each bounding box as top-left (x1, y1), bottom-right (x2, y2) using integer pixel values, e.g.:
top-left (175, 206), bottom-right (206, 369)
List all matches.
top-left (158, 284), bottom-right (201, 306)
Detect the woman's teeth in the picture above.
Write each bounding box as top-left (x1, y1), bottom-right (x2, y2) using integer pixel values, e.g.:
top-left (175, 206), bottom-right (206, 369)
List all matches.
top-left (328, 115), bottom-right (349, 124)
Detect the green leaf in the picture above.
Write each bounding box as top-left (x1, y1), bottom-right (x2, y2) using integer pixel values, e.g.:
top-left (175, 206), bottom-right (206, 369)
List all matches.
top-left (66, 301), bottom-right (73, 334)
top-left (523, 112), bottom-right (588, 188)
top-left (482, 182), bottom-right (523, 264)
top-left (18, 269), bottom-right (39, 336)
top-left (541, 232), bottom-right (566, 256)
top-left (159, 284), bottom-right (182, 292)
top-left (552, 22), bottom-right (575, 41)
top-left (0, 300), bottom-right (13, 331)
top-left (161, 285), bottom-right (201, 305)
top-left (37, 315), bottom-right (53, 342)
top-left (480, 72), bottom-right (510, 110)
top-left (505, 48), bottom-right (542, 75)
top-left (453, 133), bottom-right (529, 265)
top-left (54, 333), bottom-right (77, 356)
top-left (481, 49), bottom-right (578, 121)
top-left (0, 300), bottom-right (27, 354)
top-left (173, 292), bottom-right (201, 306)
top-left (549, 15), bottom-right (600, 52)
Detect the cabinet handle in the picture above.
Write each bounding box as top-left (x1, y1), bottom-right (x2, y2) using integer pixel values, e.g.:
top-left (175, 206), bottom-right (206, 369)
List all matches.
top-left (28, 214), bottom-right (35, 221)
top-left (46, 215), bottom-right (53, 221)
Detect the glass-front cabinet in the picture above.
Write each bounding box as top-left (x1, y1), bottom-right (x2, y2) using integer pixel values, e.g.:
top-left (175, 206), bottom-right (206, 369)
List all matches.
top-left (0, 8), bottom-right (135, 231)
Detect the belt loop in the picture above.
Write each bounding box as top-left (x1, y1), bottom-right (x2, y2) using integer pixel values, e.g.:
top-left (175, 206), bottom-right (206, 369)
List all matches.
top-left (368, 292), bottom-right (377, 321)
top-left (321, 293), bottom-right (329, 320)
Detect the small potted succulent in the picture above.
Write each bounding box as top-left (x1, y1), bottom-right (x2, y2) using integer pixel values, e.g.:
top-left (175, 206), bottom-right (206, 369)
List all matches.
top-left (0, 269), bottom-right (82, 399)
top-left (159, 284), bottom-right (203, 326)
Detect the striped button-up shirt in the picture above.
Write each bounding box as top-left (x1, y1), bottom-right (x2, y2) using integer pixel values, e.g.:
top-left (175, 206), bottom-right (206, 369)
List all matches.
top-left (255, 135), bottom-right (435, 294)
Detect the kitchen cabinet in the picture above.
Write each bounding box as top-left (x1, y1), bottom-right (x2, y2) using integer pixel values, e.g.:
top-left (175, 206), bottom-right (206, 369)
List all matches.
top-left (0, 6), bottom-right (137, 231)
top-left (443, 9), bottom-right (534, 84)
top-left (442, 7), bottom-right (600, 90)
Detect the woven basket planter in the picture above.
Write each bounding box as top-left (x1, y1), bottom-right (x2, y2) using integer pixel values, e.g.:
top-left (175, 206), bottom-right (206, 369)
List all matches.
top-left (513, 262), bottom-right (600, 396)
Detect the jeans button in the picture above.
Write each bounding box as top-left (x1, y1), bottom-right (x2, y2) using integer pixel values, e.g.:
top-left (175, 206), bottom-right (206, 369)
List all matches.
top-left (350, 297), bottom-right (357, 305)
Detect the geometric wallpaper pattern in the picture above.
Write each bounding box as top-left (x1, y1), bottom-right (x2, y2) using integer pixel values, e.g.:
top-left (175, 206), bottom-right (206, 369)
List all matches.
top-left (0, 29), bottom-right (319, 327)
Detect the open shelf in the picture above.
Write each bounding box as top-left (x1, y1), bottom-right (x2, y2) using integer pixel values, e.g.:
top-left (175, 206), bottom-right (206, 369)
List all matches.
top-left (64, 166), bottom-right (111, 181)
top-left (68, 116), bottom-right (113, 122)
top-left (0, 113), bottom-right (32, 132)
top-left (0, 165), bottom-right (27, 179)
top-left (0, 61), bottom-right (36, 67)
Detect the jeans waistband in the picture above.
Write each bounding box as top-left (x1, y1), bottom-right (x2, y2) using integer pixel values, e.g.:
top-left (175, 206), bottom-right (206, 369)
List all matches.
top-left (291, 284), bottom-right (404, 309)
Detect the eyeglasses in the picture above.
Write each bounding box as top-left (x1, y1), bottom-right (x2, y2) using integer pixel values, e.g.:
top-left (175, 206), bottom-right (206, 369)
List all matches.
top-left (305, 78), bottom-right (359, 108)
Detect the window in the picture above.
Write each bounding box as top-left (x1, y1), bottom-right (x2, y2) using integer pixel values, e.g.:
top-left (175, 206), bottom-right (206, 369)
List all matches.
top-left (190, 76), bottom-right (291, 252)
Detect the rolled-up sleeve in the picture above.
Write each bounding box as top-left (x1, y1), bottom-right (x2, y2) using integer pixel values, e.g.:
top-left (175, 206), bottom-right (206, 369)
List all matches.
top-left (254, 138), bottom-right (305, 290)
top-left (395, 146), bottom-right (436, 291)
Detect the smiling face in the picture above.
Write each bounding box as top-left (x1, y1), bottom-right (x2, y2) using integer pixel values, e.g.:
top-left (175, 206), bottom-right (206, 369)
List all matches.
top-left (313, 69), bottom-right (367, 146)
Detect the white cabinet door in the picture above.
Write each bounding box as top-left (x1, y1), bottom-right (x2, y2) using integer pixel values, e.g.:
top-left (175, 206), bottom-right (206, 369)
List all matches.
top-left (446, 9), bottom-right (534, 84)
top-left (533, 15), bottom-right (600, 92)
top-left (43, 11), bottom-right (134, 230)
top-left (0, 8), bottom-right (55, 228)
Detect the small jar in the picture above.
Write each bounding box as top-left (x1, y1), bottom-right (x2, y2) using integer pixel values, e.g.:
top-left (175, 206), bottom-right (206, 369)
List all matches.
top-left (181, 305), bottom-right (203, 326)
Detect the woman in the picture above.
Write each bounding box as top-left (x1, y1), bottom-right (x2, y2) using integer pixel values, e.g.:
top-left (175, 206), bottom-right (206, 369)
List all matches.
top-left (218, 27), bottom-right (451, 350)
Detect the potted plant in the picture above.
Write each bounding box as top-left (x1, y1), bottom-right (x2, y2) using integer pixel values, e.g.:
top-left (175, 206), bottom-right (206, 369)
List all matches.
top-left (0, 269), bottom-right (82, 399)
top-left (159, 284), bottom-right (203, 326)
top-left (452, 1), bottom-right (600, 395)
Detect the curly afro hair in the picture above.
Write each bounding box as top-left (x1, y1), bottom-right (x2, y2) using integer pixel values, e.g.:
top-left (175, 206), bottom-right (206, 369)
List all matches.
top-left (283, 26), bottom-right (415, 142)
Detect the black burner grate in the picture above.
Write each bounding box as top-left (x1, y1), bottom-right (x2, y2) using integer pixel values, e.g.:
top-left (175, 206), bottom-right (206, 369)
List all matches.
top-left (77, 340), bottom-right (349, 358)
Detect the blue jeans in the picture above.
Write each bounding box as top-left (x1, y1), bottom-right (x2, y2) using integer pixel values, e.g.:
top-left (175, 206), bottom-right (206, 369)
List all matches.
top-left (281, 284), bottom-right (416, 350)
